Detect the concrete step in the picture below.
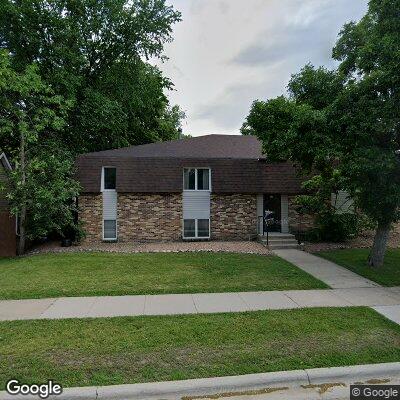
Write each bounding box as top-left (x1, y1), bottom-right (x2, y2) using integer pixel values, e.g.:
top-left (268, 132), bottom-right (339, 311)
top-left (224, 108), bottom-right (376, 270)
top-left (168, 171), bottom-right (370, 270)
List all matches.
top-left (263, 238), bottom-right (298, 244)
top-left (258, 233), bottom-right (300, 250)
top-left (260, 239), bottom-right (299, 246)
top-left (259, 234), bottom-right (295, 240)
top-left (268, 243), bottom-right (300, 250)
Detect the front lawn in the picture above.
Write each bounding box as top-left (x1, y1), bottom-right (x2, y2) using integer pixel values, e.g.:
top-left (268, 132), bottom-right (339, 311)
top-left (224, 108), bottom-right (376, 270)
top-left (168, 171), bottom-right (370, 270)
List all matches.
top-left (0, 252), bottom-right (327, 300)
top-left (0, 307), bottom-right (399, 388)
top-left (317, 248), bottom-right (400, 286)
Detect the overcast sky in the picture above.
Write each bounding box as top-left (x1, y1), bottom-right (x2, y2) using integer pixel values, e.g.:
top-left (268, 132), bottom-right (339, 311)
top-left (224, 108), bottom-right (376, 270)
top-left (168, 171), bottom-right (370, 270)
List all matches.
top-left (157, 0), bottom-right (368, 137)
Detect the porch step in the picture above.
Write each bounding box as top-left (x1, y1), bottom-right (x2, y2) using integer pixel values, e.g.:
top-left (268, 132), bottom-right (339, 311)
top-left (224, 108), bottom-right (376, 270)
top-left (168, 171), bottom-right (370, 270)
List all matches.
top-left (268, 243), bottom-right (300, 250)
top-left (259, 233), bottom-right (295, 240)
top-left (258, 233), bottom-right (300, 250)
top-left (266, 237), bottom-right (298, 243)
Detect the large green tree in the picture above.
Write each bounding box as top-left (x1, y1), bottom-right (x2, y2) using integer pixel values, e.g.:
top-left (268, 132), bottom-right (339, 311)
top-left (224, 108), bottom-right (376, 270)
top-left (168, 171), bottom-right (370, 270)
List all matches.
top-left (0, 0), bottom-right (183, 154)
top-left (0, 51), bottom-right (80, 254)
top-left (242, 0), bottom-right (400, 268)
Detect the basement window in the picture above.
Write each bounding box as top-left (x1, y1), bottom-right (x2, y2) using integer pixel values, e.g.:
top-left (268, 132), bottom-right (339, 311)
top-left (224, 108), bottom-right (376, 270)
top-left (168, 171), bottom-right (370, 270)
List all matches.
top-left (183, 219), bottom-right (210, 239)
top-left (103, 220), bottom-right (117, 240)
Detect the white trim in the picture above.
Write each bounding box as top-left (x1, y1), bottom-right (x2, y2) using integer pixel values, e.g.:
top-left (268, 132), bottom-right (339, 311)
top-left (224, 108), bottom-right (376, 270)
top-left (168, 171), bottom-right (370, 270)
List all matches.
top-left (183, 168), bottom-right (211, 192)
top-left (101, 166), bottom-right (116, 192)
top-left (256, 194), bottom-right (264, 234)
top-left (182, 218), bottom-right (210, 240)
top-left (0, 153), bottom-right (12, 171)
top-left (281, 195), bottom-right (289, 234)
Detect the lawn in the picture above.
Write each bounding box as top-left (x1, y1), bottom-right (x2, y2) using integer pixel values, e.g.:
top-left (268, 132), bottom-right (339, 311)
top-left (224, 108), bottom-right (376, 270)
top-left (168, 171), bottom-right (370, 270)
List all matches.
top-left (317, 248), bottom-right (400, 286)
top-left (0, 307), bottom-right (399, 388)
top-left (0, 252), bottom-right (327, 300)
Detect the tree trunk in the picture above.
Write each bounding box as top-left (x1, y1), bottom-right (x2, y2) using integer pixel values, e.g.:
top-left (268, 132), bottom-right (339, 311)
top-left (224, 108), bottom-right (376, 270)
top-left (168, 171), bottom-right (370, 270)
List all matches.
top-left (17, 130), bottom-right (26, 256)
top-left (17, 205), bottom-right (26, 255)
top-left (368, 221), bottom-right (391, 268)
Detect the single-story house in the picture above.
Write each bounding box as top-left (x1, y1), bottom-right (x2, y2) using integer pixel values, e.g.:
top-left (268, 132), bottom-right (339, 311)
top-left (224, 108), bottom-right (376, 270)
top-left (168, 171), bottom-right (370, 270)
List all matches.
top-left (0, 152), bottom-right (16, 257)
top-left (76, 135), bottom-right (315, 242)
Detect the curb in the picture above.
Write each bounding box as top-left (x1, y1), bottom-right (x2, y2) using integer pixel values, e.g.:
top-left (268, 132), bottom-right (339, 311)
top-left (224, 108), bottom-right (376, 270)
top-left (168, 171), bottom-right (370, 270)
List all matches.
top-left (1, 362), bottom-right (399, 400)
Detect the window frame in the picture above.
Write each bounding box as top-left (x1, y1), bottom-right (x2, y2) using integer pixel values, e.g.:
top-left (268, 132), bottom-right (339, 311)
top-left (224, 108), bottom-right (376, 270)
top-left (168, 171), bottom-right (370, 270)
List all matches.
top-left (183, 168), bottom-right (211, 192)
top-left (101, 166), bottom-right (117, 192)
top-left (182, 218), bottom-right (210, 240)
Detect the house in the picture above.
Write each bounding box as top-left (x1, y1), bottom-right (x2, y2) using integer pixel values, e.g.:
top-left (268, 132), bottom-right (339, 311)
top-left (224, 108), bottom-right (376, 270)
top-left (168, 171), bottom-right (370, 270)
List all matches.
top-left (76, 135), bottom-right (314, 242)
top-left (0, 152), bottom-right (16, 257)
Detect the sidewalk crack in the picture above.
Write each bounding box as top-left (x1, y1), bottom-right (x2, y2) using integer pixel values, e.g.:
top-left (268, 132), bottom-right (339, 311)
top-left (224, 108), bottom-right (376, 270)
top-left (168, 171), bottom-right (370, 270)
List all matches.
top-left (237, 292), bottom-right (251, 311)
top-left (39, 298), bottom-right (58, 318)
top-left (191, 294), bottom-right (199, 313)
top-left (142, 295), bottom-right (147, 315)
top-left (284, 293), bottom-right (301, 307)
top-left (305, 368), bottom-right (311, 385)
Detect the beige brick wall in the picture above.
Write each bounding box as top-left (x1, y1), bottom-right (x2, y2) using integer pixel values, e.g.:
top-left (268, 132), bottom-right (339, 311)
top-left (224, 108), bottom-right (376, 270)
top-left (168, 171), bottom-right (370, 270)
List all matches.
top-left (79, 194), bottom-right (103, 241)
top-left (211, 194), bottom-right (257, 240)
top-left (117, 193), bottom-right (182, 241)
top-left (81, 193), bottom-right (323, 242)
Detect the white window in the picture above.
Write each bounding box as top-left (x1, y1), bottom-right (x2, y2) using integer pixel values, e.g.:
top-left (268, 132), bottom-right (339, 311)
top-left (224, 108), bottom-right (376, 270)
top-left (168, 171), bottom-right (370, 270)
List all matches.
top-left (102, 167), bottom-right (116, 191)
top-left (102, 167), bottom-right (117, 240)
top-left (183, 168), bottom-right (210, 191)
top-left (183, 219), bottom-right (210, 239)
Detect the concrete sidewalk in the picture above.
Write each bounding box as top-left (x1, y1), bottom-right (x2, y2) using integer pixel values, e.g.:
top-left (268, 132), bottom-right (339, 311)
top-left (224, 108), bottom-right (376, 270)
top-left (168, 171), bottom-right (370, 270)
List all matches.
top-left (273, 249), bottom-right (379, 289)
top-left (1, 287), bottom-right (400, 321)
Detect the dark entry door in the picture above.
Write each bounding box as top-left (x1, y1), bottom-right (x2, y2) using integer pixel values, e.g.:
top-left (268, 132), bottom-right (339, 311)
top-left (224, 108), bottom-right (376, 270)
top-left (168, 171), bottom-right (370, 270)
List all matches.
top-left (264, 194), bottom-right (281, 232)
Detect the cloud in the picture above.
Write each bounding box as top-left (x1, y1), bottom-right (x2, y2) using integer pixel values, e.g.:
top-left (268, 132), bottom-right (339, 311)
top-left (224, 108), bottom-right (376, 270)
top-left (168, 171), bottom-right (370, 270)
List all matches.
top-left (194, 84), bottom-right (256, 130)
top-left (230, 1), bottom-right (345, 68)
top-left (194, 64), bottom-right (287, 131)
top-left (158, 0), bottom-right (368, 136)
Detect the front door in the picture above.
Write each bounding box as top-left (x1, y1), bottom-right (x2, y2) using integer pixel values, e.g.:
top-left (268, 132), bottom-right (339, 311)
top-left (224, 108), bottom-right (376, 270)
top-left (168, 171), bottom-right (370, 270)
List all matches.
top-left (264, 194), bottom-right (281, 232)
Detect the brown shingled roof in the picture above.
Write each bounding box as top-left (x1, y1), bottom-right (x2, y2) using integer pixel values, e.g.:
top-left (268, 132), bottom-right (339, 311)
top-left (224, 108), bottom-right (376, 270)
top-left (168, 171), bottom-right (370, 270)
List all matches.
top-left (78, 134), bottom-right (265, 159)
top-left (76, 134), bottom-right (306, 194)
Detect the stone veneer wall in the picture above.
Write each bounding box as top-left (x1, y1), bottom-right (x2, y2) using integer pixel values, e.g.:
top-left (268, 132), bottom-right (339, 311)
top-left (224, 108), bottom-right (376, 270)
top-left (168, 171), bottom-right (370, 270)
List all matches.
top-left (79, 194), bottom-right (103, 242)
top-left (117, 193), bottom-right (182, 241)
top-left (80, 192), bottom-right (322, 242)
top-left (211, 194), bottom-right (257, 240)
top-left (288, 196), bottom-right (316, 232)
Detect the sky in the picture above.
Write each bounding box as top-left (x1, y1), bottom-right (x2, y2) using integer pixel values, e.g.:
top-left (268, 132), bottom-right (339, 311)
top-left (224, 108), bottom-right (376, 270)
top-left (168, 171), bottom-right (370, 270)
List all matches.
top-left (156, 0), bottom-right (368, 137)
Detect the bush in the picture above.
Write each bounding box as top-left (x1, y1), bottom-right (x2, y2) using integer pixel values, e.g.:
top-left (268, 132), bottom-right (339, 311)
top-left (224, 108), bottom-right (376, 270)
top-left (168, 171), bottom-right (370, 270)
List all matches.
top-left (314, 211), bottom-right (360, 242)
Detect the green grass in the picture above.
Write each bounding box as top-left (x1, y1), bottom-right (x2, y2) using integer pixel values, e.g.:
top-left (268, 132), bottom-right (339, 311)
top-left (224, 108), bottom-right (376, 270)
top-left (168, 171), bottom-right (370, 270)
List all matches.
top-left (0, 252), bottom-right (327, 300)
top-left (317, 248), bottom-right (400, 286)
top-left (0, 308), bottom-right (399, 389)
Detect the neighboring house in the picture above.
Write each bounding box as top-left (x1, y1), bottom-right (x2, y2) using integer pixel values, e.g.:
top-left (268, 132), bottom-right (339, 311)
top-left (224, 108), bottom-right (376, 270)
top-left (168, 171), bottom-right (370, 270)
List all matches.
top-left (76, 135), bottom-right (314, 242)
top-left (0, 152), bottom-right (16, 256)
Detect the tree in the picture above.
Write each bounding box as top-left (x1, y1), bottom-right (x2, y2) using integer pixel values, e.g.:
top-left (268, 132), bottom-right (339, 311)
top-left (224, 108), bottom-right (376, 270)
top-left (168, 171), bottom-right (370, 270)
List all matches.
top-left (0, 0), bottom-right (183, 154)
top-left (242, 0), bottom-right (400, 268)
top-left (0, 51), bottom-right (80, 254)
top-left (330, 0), bottom-right (400, 267)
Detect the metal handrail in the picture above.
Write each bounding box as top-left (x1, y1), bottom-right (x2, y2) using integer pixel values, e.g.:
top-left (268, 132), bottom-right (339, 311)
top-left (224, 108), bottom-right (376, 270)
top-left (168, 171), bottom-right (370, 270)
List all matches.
top-left (258, 212), bottom-right (276, 246)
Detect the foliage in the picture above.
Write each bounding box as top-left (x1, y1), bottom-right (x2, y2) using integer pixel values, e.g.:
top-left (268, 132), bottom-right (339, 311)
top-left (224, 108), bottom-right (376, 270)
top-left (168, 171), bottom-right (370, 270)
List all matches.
top-left (0, 51), bottom-right (80, 249)
top-left (312, 213), bottom-right (360, 243)
top-left (242, 0), bottom-right (400, 266)
top-left (8, 143), bottom-right (81, 240)
top-left (0, 0), bottom-right (183, 154)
